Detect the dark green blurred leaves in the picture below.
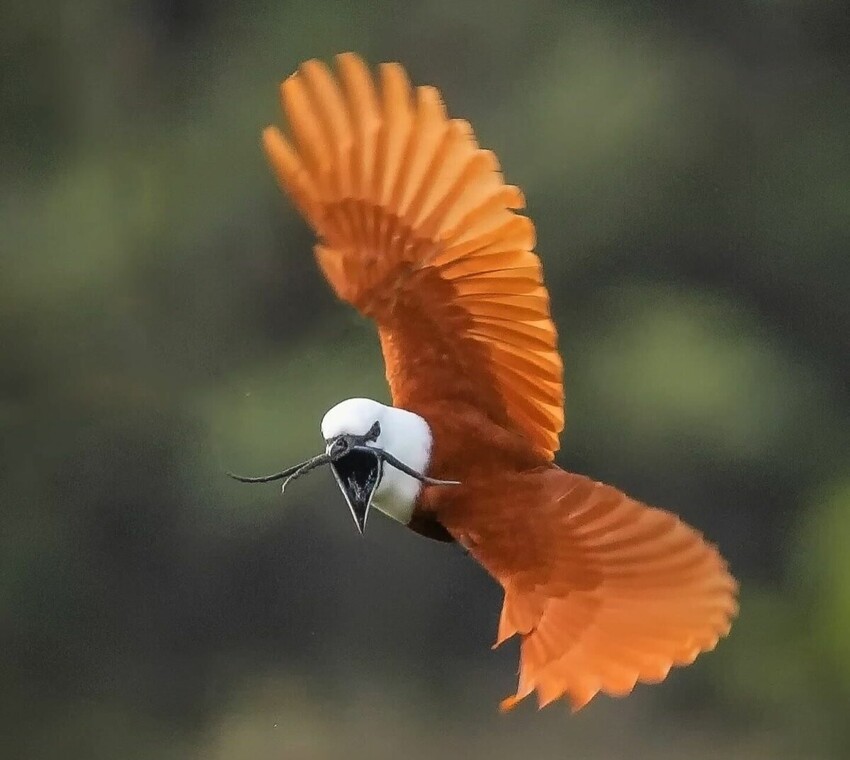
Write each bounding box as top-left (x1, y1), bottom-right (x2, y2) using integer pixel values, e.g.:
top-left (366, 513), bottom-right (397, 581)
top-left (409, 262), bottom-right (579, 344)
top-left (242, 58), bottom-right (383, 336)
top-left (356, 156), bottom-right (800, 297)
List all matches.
top-left (2, 1), bottom-right (849, 758)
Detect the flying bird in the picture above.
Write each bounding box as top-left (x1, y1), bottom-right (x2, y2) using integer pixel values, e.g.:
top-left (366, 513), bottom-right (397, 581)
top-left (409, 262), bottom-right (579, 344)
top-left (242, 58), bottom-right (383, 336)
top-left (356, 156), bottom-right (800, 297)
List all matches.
top-left (233, 52), bottom-right (738, 712)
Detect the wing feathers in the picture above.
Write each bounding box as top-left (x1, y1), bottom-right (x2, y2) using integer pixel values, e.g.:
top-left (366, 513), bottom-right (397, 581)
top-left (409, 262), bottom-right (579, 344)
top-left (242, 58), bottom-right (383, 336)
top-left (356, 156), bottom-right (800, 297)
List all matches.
top-left (392, 86), bottom-right (445, 220)
top-left (442, 469), bottom-right (738, 712)
top-left (375, 63), bottom-right (413, 208)
top-left (264, 53), bottom-right (564, 457)
top-left (337, 52), bottom-right (380, 199)
top-left (470, 316), bottom-right (558, 348)
top-left (435, 216), bottom-right (535, 267)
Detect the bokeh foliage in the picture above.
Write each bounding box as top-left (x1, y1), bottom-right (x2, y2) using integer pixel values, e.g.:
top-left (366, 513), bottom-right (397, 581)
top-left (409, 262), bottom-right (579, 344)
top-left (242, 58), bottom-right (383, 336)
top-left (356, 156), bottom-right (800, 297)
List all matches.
top-left (2, 1), bottom-right (849, 758)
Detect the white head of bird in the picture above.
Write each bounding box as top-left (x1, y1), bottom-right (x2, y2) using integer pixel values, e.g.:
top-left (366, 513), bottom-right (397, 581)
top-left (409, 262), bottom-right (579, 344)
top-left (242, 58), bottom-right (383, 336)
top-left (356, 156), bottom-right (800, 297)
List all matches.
top-left (228, 397), bottom-right (459, 533)
top-left (321, 398), bottom-right (433, 529)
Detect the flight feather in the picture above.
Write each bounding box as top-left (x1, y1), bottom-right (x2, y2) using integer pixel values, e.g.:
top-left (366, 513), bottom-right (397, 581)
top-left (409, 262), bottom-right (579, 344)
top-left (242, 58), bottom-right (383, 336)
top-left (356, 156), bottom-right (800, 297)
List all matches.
top-left (437, 468), bottom-right (738, 712)
top-left (263, 52), bottom-right (564, 459)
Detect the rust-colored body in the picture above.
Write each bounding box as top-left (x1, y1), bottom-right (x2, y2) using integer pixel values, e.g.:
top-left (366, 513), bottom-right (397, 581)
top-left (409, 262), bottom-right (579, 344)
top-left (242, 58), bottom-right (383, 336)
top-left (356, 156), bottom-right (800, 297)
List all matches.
top-left (262, 52), bottom-right (738, 711)
top-left (412, 403), bottom-right (734, 710)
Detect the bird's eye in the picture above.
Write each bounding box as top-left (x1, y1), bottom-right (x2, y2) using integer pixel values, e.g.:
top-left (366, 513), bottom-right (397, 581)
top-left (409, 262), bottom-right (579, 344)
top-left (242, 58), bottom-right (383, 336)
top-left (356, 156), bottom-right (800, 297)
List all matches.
top-left (367, 421), bottom-right (381, 441)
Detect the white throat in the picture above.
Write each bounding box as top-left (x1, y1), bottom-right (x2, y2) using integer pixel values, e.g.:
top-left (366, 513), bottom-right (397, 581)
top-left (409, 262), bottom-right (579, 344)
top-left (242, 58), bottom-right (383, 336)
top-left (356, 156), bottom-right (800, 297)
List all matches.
top-left (321, 398), bottom-right (433, 524)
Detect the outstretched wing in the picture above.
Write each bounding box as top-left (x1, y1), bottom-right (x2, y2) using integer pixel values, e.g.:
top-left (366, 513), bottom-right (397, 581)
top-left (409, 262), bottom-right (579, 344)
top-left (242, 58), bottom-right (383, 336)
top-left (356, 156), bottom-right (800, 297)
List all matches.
top-left (439, 468), bottom-right (738, 711)
top-left (263, 53), bottom-right (564, 460)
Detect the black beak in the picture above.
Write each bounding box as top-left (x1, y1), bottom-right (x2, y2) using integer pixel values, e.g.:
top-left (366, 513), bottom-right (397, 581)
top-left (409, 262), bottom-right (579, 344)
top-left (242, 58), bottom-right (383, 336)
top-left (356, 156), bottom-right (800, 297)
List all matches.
top-left (328, 445), bottom-right (383, 533)
top-left (228, 437), bottom-right (460, 536)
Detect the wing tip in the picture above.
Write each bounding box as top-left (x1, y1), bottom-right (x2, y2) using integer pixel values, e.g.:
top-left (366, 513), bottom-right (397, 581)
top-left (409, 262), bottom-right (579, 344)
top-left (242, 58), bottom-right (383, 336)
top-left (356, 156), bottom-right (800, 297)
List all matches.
top-left (334, 50), bottom-right (365, 68)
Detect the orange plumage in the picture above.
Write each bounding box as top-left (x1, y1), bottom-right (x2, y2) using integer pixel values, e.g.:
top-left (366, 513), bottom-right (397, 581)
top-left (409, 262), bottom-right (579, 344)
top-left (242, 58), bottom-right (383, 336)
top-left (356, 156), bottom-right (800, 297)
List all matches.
top-left (262, 52), bottom-right (738, 712)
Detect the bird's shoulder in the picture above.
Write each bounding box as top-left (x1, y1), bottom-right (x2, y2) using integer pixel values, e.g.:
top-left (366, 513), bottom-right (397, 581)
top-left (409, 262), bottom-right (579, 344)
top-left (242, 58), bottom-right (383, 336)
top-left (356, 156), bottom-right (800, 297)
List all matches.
top-left (415, 400), bottom-right (551, 481)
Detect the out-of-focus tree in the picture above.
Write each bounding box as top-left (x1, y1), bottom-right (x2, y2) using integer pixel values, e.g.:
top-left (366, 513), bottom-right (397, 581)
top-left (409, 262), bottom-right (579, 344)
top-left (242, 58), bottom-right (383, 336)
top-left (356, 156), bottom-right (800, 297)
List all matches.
top-left (2, 1), bottom-right (848, 758)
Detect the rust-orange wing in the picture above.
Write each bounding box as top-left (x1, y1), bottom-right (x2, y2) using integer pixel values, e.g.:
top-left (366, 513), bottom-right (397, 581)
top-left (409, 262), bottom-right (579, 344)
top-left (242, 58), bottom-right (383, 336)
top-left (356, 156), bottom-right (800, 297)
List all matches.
top-left (439, 468), bottom-right (738, 712)
top-left (263, 52), bottom-right (563, 460)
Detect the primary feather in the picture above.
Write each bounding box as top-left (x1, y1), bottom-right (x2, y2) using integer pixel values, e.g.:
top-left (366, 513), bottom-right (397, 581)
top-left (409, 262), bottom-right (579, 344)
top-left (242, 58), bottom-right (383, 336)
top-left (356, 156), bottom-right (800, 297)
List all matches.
top-left (435, 468), bottom-right (737, 711)
top-left (263, 52), bottom-right (563, 459)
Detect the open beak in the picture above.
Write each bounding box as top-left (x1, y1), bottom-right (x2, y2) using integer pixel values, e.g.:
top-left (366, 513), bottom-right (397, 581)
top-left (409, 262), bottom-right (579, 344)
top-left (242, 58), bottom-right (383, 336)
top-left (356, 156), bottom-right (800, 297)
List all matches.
top-left (328, 445), bottom-right (383, 533)
top-left (227, 439), bottom-right (460, 536)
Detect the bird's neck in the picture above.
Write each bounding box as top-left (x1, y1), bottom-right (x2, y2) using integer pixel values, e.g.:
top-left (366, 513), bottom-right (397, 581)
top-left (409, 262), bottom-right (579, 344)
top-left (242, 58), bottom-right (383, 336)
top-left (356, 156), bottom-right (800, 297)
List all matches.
top-left (371, 406), bottom-right (432, 524)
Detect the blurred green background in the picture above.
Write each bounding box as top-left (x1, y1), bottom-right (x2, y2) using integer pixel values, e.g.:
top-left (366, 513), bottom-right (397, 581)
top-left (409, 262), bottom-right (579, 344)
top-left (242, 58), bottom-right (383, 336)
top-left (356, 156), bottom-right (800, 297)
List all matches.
top-left (2, 1), bottom-right (849, 758)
